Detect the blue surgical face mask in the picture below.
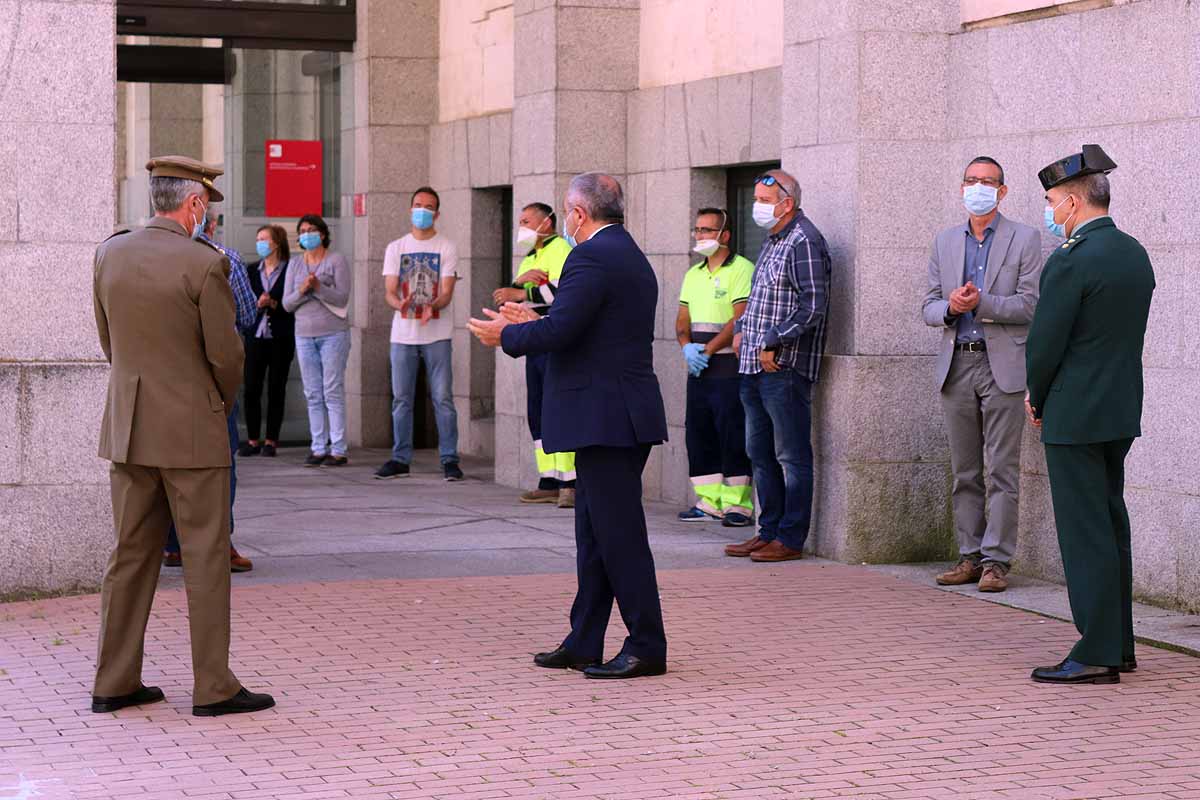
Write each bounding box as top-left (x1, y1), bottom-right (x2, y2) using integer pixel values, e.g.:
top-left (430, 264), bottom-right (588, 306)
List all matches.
top-left (255, 240), bottom-right (272, 259)
top-left (562, 207), bottom-right (582, 248)
top-left (298, 231), bottom-right (322, 250)
top-left (411, 207), bottom-right (435, 230)
top-left (1043, 195), bottom-right (1073, 238)
top-left (191, 199), bottom-right (206, 240)
top-left (962, 183), bottom-right (999, 216)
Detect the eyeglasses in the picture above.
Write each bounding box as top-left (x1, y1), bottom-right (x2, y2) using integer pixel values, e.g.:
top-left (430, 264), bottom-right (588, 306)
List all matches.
top-left (755, 174), bottom-right (791, 197)
top-left (692, 226), bottom-right (723, 235)
top-left (963, 177), bottom-right (1003, 187)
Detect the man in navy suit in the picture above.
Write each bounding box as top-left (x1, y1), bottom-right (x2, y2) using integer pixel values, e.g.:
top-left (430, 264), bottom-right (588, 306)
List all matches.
top-left (468, 173), bottom-right (669, 679)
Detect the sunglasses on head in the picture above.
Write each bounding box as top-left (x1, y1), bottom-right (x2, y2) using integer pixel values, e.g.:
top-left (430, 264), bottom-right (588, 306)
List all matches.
top-left (755, 174), bottom-right (791, 197)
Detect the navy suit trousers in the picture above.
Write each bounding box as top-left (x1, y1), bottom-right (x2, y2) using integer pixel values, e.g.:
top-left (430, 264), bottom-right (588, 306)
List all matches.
top-left (563, 444), bottom-right (667, 663)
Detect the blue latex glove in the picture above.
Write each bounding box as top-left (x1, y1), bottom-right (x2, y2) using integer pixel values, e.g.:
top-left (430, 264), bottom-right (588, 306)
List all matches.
top-left (682, 343), bottom-right (710, 376)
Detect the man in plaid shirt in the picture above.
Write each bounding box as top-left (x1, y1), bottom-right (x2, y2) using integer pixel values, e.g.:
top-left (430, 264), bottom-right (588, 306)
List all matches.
top-left (164, 204), bottom-right (258, 573)
top-left (726, 169), bottom-right (831, 563)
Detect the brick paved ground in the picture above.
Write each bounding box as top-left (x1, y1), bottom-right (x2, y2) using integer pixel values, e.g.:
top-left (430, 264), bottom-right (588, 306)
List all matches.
top-left (4, 562), bottom-right (1200, 800)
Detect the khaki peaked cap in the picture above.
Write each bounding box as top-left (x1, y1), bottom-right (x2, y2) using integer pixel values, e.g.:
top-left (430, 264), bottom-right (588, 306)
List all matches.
top-left (146, 155), bottom-right (225, 202)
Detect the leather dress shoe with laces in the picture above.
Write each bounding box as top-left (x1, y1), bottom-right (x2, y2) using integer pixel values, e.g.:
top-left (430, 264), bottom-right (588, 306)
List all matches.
top-left (533, 646), bottom-right (599, 670)
top-left (724, 535), bottom-right (768, 557)
top-left (583, 653), bottom-right (667, 679)
top-left (750, 540), bottom-right (804, 562)
top-left (92, 684), bottom-right (165, 713)
top-left (193, 687), bottom-right (276, 717)
top-left (1031, 658), bottom-right (1119, 685)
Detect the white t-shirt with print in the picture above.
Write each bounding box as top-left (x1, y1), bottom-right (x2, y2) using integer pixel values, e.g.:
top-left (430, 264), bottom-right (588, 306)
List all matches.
top-left (382, 233), bottom-right (460, 345)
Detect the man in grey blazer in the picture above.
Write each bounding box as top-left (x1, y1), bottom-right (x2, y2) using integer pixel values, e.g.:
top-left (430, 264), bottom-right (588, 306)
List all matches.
top-left (922, 156), bottom-right (1042, 592)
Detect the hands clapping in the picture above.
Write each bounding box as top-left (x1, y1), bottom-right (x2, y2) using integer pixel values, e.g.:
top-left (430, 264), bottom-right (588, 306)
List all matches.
top-left (949, 282), bottom-right (981, 315)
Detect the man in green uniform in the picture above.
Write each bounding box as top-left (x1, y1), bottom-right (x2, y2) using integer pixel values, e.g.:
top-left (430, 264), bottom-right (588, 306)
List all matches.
top-left (493, 202), bottom-right (575, 508)
top-left (675, 208), bottom-right (756, 527)
top-left (1026, 145), bottom-right (1155, 685)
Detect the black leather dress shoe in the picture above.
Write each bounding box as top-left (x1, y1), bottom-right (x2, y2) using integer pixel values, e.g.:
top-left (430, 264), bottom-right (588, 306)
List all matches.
top-left (583, 653), bottom-right (666, 679)
top-left (92, 684), bottom-right (165, 713)
top-left (1031, 658), bottom-right (1119, 684)
top-left (1120, 659), bottom-right (1138, 673)
top-left (193, 687), bottom-right (275, 717)
top-left (533, 646), bottom-right (599, 670)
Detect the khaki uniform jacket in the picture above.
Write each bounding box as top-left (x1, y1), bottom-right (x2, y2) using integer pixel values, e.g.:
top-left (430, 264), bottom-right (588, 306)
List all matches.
top-left (93, 217), bottom-right (244, 467)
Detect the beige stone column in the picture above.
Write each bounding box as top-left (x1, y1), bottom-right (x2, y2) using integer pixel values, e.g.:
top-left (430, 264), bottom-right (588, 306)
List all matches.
top-left (492, 0), bottom-right (640, 490)
top-left (0, 1), bottom-right (117, 596)
top-left (344, 0), bottom-right (439, 447)
top-left (780, 0), bottom-right (961, 562)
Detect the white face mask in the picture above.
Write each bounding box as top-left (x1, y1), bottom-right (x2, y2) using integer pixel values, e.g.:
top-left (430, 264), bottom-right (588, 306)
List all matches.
top-left (694, 239), bottom-right (720, 257)
top-left (752, 200), bottom-right (782, 229)
top-left (515, 218), bottom-right (548, 255)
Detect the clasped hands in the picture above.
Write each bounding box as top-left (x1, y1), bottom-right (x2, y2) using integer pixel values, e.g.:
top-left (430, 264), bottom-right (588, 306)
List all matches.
top-left (397, 294), bottom-right (435, 326)
top-left (948, 281), bottom-right (981, 315)
top-left (682, 343), bottom-right (709, 377)
top-left (468, 302), bottom-right (540, 347)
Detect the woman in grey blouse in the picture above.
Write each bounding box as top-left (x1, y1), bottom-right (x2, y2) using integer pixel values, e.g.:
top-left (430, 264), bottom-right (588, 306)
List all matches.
top-left (283, 214), bottom-right (352, 466)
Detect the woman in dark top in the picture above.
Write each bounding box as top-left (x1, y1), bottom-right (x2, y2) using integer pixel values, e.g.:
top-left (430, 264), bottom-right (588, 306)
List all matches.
top-left (239, 224), bottom-right (295, 457)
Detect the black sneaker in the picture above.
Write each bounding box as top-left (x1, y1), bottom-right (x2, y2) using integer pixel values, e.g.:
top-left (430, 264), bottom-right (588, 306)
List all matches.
top-left (324, 455), bottom-right (349, 467)
top-left (304, 453), bottom-right (327, 467)
top-left (443, 462), bottom-right (464, 482)
top-left (261, 444), bottom-right (277, 457)
top-left (237, 442), bottom-right (261, 457)
top-left (375, 460), bottom-right (410, 479)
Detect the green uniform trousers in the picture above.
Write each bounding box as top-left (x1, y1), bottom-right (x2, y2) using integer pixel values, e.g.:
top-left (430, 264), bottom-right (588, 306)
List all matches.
top-left (1043, 438), bottom-right (1135, 667)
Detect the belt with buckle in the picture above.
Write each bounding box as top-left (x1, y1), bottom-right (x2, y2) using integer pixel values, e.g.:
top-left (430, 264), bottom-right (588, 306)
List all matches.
top-left (955, 341), bottom-right (987, 353)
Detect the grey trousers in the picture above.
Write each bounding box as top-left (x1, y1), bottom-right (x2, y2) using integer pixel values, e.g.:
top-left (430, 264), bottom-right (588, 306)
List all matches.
top-left (939, 350), bottom-right (1025, 566)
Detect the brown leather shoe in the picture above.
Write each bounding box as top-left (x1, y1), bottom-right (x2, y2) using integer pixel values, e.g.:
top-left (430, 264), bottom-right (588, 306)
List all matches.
top-left (519, 489), bottom-right (559, 504)
top-left (557, 488), bottom-right (575, 509)
top-left (724, 535), bottom-right (768, 557)
top-left (978, 563), bottom-right (1009, 592)
top-left (936, 559), bottom-right (982, 586)
top-left (749, 540), bottom-right (804, 562)
top-left (230, 546), bottom-right (253, 573)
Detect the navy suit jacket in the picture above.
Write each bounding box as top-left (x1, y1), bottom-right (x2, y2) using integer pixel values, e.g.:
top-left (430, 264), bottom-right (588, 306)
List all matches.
top-left (501, 225), bottom-right (668, 454)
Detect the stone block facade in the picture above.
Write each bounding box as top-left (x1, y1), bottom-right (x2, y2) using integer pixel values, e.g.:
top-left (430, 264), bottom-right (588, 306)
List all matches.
top-left (5, 0), bottom-right (1197, 612)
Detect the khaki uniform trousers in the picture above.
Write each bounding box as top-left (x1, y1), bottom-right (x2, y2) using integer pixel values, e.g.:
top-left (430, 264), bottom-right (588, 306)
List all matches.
top-left (93, 463), bottom-right (241, 706)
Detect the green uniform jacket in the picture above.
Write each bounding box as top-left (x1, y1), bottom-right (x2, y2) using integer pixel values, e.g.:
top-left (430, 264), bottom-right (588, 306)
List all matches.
top-left (1025, 217), bottom-right (1155, 445)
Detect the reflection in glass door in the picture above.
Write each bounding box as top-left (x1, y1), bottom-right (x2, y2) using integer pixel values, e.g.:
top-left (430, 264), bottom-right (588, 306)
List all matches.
top-left (221, 46), bottom-right (355, 444)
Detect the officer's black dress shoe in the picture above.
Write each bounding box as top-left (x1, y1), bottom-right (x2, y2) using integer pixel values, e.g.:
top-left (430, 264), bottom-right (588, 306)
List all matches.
top-left (533, 646), bottom-right (599, 670)
top-left (583, 653), bottom-right (667, 679)
top-left (1031, 658), bottom-right (1119, 684)
top-left (193, 687), bottom-right (276, 717)
top-left (1120, 659), bottom-right (1138, 673)
top-left (92, 684), bottom-right (165, 713)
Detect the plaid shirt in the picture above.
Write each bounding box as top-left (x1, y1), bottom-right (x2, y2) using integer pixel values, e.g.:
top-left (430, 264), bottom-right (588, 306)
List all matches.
top-left (199, 233), bottom-right (257, 334)
top-left (736, 211), bottom-right (832, 380)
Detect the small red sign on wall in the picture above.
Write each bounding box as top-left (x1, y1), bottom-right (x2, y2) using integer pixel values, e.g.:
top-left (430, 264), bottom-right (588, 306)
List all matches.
top-left (354, 193), bottom-right (366, 217)
top-left (265, 140), bottom-right (323, 217)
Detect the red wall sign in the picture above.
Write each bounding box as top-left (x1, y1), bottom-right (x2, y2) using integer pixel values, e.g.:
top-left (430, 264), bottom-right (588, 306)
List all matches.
top-left (265, 140), bottom-right (323, 217)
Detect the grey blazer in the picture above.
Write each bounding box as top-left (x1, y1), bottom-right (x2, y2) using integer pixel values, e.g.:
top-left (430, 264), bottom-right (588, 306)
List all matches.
top-left (921, 212), bottom-right (1043, 394)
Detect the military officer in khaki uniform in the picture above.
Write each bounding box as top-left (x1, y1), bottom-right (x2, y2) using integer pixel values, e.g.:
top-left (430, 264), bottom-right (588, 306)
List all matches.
top-left (91, 156), bottom-right (274, 717)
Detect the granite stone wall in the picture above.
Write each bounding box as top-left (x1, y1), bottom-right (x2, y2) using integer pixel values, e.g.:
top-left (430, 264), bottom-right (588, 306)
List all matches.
top-left (0, 0), bottom-right (117, 597)
top-left (782, 0), bottom-right (1199, 609)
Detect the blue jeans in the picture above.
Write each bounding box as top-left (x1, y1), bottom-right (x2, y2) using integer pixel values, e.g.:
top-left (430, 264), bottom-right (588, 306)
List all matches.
top-left (165, 401), bottom-right (239, 554)
top-left (390, 340), bottom-right (459, 465)
top-left (295, 330), bottom-right (351, 457)
top-left (740, 369), bottom-right (814, 550)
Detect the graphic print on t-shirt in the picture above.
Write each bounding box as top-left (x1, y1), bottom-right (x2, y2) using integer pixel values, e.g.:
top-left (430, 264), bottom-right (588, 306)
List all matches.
top-left (399, 251), bottom-right (441, 319)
